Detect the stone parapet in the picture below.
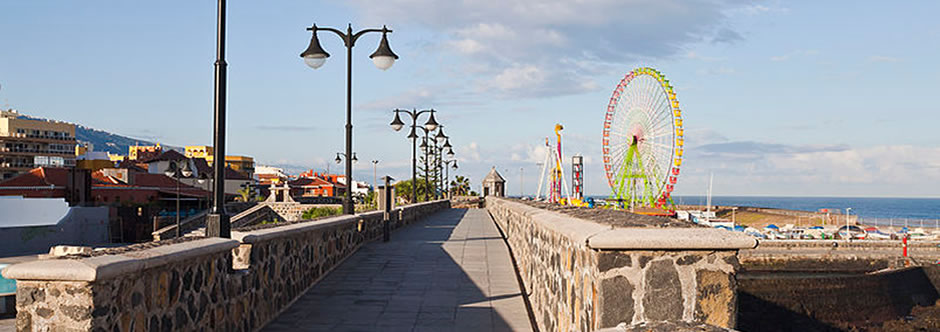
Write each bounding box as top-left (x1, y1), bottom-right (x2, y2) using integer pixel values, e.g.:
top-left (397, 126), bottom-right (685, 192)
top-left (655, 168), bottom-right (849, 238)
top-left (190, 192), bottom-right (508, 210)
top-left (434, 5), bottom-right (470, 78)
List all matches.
top-left (3, 200), bottom-right (450, 331)
top-left (485, 197), bottom-right (755, 331)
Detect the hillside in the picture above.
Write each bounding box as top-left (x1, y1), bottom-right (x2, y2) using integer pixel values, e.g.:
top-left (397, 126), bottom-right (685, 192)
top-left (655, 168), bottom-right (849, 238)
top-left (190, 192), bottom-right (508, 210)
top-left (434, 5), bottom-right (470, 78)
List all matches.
top-left (16, 113), bottom-right (173, 155)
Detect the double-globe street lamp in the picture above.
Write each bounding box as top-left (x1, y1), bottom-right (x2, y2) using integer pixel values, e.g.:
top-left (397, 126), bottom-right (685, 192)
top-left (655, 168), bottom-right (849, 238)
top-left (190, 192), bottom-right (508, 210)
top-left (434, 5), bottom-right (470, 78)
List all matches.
top-left (336, 152), bottom-right (358, 203)
top-left (443, 159), bottom-right (458, 199)
top-left (301, 23), bottom-right (398, 215)
top-left (432, 127), bottom-right (453, 199)
top-left (390, 109), bottom-right (438, 203)
top-left (164, 160), bottom-right (194, 238)
top-left (417, 129), bottom-right (434, 201)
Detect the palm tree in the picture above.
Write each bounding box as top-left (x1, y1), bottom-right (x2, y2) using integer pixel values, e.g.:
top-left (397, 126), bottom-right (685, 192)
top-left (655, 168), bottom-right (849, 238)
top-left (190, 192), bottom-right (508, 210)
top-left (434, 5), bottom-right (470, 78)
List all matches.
top-left (450, 175), bottom-right (471, 196)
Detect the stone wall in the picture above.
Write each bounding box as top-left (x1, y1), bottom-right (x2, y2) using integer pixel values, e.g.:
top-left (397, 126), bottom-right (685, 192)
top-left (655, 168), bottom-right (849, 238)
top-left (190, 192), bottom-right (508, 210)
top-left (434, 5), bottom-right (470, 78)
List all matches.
top-left (485, 197), bottom-right (756, 331)
top-left (3, 200), bottom-right (450, 331)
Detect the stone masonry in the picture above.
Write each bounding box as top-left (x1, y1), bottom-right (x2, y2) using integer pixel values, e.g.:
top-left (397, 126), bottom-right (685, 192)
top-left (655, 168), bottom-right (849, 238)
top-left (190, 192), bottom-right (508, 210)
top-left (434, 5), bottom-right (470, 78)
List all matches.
top-left (485, 197), bottom-right (755, 331)
top-left (4, 200), bottom-right (450, 331)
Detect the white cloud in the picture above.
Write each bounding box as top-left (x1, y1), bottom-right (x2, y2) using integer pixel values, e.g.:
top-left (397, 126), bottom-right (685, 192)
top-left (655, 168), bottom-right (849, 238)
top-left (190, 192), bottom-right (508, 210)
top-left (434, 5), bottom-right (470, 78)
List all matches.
top-left (680, 141), bottom-right (940, 196)
top-left (348, 0), bottom-right (761, 99)
top-left (464, 141), bottom-right (482, 162)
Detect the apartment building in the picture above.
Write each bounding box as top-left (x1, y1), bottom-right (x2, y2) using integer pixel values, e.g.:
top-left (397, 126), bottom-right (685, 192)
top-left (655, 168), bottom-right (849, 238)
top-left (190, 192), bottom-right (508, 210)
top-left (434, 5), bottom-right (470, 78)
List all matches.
top-left (0, 110), bottom-right (77, 179)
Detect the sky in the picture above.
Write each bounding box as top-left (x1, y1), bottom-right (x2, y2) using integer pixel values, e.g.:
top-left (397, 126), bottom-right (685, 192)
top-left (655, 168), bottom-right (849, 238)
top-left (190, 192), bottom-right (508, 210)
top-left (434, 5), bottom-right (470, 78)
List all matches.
top-left (1, 1), bottom-right (938, 198)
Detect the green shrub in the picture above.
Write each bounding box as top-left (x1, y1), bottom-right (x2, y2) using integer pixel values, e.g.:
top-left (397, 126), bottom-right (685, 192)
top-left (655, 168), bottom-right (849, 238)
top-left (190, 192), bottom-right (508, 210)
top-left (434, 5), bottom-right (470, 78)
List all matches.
top-left (302, 206), bottom-right (341, 220)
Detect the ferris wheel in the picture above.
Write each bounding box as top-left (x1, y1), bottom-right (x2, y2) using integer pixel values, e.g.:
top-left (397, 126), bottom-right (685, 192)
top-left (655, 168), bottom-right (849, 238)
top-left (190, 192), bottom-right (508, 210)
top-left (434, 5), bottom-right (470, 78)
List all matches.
top-left (602, 67), bottom-right (683, 210)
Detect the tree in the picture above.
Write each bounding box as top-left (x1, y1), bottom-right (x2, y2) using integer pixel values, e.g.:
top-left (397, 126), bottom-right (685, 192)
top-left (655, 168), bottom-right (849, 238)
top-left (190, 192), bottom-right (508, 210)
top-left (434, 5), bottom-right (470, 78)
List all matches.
top-left (417, 153), bottom-right (442, 199)
top-left (450, 175), bottom-right (471, 196)
top-left (237, 186), bottom-right (254, 202)
top-left (394, 178), bottom-right (432, 203)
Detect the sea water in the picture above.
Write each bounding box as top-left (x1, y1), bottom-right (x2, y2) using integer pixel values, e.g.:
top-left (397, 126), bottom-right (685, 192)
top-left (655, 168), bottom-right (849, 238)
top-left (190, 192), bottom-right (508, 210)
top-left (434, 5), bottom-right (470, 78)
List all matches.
top-left (672, 196), bottom-right (940, 220)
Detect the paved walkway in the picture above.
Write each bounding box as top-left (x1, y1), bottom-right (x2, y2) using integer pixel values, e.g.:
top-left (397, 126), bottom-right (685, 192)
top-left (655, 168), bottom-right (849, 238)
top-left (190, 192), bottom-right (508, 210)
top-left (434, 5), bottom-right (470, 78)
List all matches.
top-left (263, 208), bottom-right (533, 332)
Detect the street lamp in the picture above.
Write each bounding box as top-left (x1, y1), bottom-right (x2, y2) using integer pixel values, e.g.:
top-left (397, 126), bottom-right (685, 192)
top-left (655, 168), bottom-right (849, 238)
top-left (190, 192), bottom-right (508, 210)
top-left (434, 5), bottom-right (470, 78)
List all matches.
top-left (164, 160), bottom-right (194, 238)
top-left (197, 172), bottom-right (213, 211)
top-left (443, 159), bottom-right (458, 199)
top-left (302, 23), bottom-right (397, 215)
top-left (409, 124), bottom-right (438, 202)
top-left (390, 108), bottom-right (437, 203)
top-left (371, 160), bottom-right (379, 204)
top-left (335, 152), bottom-right (358, 164)
top-left (207, 0), bottom-right (230, 238)
top-left (335, 152), bottom-right (357, 203)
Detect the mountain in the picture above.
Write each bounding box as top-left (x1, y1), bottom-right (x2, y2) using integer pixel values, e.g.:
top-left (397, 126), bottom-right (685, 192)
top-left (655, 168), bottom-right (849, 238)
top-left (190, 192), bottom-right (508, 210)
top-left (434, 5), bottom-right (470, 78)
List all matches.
top-left (74, 124), bottom-right (163, 155)
top-left (15, 113), bottom-right (173, 156)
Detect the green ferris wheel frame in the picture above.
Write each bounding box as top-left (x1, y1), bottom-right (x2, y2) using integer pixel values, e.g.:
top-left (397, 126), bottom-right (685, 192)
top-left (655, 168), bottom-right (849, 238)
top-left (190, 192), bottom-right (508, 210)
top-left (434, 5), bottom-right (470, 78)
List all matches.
top-left (602, 67), bottom-right (684, 210)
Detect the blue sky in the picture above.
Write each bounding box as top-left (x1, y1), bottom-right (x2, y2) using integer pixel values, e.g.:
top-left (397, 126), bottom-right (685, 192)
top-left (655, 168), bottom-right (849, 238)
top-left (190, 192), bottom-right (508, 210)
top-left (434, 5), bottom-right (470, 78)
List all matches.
top-left (1, 1), bottom-right (938, 197)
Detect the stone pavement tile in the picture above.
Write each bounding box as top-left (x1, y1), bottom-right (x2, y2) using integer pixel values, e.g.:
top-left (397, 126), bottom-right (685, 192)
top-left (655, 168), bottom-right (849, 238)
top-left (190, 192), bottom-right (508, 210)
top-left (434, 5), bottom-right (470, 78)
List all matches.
top-left (263, 209), bottom-right (533, 331)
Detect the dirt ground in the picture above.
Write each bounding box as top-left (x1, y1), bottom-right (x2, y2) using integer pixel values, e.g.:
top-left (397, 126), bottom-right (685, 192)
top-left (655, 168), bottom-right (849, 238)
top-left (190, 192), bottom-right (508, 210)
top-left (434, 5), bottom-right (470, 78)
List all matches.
top-left (715, 209), bottom-right (838, 228)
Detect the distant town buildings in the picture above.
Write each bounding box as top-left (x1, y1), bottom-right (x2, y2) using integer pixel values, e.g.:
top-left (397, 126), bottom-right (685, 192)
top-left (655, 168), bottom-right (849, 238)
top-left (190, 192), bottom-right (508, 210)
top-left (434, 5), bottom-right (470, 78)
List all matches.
top-left (128, 143), bottom-right (162, 161)
top-left (0, 109), bottom-right (77, 180)
top-left (185, 145), bottom-right (254, 178)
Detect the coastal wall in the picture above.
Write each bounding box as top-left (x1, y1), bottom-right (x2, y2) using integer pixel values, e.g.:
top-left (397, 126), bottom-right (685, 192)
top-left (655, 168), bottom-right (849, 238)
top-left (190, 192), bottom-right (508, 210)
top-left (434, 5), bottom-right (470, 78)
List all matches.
top-left (0, 206), bottom-right (109, 257)
top-left (738, 242), bottom-right (940, 330)
top-left (2, 200), bottom-right (450, 331)
top-left (738, 267), bottom-right (940, 331)
top-left (485, 197), bottom-right (756, 331)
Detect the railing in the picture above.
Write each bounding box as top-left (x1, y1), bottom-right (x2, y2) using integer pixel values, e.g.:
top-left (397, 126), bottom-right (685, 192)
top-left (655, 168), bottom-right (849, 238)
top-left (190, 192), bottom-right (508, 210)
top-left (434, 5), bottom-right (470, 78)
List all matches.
top-left (152, 211), bottom-right (208, 241)
top-left (859, 217), bottom-right (940, 229)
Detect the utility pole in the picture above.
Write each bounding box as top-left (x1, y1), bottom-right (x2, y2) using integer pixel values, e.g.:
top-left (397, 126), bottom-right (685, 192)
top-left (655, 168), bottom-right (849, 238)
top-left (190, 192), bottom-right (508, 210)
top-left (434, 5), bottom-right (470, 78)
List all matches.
top-left (520, 167), bottom-right (524, 198)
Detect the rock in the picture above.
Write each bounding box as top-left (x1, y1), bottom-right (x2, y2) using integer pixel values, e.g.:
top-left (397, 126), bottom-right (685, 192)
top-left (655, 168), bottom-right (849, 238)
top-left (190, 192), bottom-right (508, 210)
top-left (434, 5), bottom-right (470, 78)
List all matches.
top-left (48, 245), bottom-right (93, 256)
top-left (677, 255), bottom-right (703, 266)
top-left (17, 286), bottom-right (44, 306)
top-left (643, 260), bottom-right (684, 321)
top-left (36, 307), bottom-right (53, 319)
top-left (598, 252), bottom-right (632, 272)
top-left (600, 276), bottom-right (636, 327)
top-left (62, 304), bottom-right (92, 322)
top-left (695, 270), bottom-right (735, 328)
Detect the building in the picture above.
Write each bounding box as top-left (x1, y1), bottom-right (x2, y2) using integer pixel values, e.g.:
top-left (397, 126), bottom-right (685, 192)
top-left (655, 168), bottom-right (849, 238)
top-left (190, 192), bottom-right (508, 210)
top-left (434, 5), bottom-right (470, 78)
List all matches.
top-left (0, 166), bottom-right (208, 207)
top-left (75, 144), bottom-right (116, 172)
top-left (128, 143), bottom-right (162, 161)
top-left (0, 166), bottom-right (211, 242)
top-left (255, 165), bottom-right (289, 185)
top-left (76, 151), bottom-right (116, 172)
top-left (142, 150), bottom-right (251, 198)
top-left (0, 109), bottom-right (77, 180)
top-left (184, 145), bottom-right (213, 159)
top-left (185, 145), bottom-right (254, 178)
top-left (482, 167), bottom-right (506, 197)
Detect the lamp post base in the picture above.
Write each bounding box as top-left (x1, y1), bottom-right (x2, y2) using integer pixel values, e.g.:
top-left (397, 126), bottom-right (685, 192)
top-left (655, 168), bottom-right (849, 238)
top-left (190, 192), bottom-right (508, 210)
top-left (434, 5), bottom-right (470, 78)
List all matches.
top-left (206, 213), bottom-right (231, 238)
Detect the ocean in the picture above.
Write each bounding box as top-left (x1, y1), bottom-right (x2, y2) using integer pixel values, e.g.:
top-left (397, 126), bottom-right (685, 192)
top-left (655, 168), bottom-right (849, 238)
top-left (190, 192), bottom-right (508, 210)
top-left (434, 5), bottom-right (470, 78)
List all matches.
top-left (580, 195), bottom-right (940, 220)
top-left (671, 196), bottom-right (940, 220)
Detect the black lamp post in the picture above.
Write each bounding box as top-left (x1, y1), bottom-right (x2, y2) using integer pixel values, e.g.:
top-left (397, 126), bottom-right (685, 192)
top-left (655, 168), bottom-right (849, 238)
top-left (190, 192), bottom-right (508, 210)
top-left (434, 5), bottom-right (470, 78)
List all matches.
top-left (197, 173), bottom-right (213, 211)
top-left (206, 0), bottom-right (230, 238)
top-left (335, 152), bottom-right (358, 202)
top-left (164, 160), bottom-right (194, 238)
top-left (390, 108), bottom-right (437, 203)
top-left (443, 158), bottom-right (458, 199)
top-left (433, 128), bottom-right (449, 199)
top-left (301, 23), bottom-right (398, 215)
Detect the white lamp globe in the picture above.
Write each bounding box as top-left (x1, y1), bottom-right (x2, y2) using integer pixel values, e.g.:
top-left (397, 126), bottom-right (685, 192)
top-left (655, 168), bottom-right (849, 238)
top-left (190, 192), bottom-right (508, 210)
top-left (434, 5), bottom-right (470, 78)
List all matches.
top-left (304, 55), bottom-right (327, 69)
top-left (372, 56), bottom-right (395, 70)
